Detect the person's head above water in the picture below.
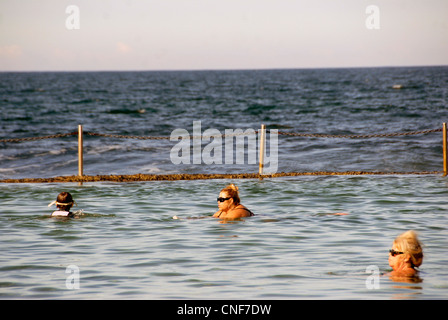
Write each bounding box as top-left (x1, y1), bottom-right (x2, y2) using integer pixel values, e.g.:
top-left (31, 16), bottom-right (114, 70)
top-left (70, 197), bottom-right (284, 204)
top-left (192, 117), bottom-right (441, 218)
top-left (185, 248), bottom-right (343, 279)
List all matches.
top-left (48, 192), bottom-right (74, 214)
top-left (56, 192), bottom-right (74, 211)
top-left (214, 184), bottom-right (253, 220)
top-left (388, 230), bottom-right (423, 277)
top-left (218, 183), bottom-right (240, 206)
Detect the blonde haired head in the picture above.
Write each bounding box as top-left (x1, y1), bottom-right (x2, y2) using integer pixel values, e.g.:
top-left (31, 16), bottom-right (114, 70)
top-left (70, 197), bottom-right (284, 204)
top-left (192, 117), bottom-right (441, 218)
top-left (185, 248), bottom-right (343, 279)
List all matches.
top-left (393, 230), bottom-right (423, 268)
top-left (220, 184), bottom-right (240, 205)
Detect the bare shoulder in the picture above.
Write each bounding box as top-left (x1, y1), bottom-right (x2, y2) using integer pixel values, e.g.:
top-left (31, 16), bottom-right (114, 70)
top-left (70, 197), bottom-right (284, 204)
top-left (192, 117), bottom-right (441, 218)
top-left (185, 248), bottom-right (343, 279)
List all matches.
top-left (226, 205), bottom-right (253, 219)
top-left (213, 210), bottom-right (222, 218)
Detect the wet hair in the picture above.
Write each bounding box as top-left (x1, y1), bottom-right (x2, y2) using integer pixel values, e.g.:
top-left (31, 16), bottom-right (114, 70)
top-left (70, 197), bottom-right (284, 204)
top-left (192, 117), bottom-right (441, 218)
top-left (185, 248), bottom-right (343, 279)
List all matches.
top-left (56, 192), bottom-right (74, 212)
top-left (393, 230), bottom-right (423, 268)
top-left (220, 184), bottom-right (240, 205)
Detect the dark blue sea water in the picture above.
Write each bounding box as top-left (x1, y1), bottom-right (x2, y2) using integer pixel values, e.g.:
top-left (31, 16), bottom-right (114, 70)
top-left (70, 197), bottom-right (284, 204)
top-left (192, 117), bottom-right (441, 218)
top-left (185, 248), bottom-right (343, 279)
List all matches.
top-left (1, 67), bottom-right (448, 299)
top-left (1, 67), bottom-right (447, 178)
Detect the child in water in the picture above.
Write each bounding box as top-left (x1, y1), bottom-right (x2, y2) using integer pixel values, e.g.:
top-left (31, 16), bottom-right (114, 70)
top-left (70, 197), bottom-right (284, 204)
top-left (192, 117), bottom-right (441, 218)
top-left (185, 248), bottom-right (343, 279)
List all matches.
top-left (48, 192), bottom-right (75, 217)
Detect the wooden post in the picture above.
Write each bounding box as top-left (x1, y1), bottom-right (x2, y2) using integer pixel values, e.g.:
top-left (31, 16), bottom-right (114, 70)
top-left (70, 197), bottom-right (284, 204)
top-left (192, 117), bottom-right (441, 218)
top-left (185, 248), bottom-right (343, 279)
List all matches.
top-left (78, 125), bottom-right (83, 177)
top-left (443, 123), bottom-right (447, 176)
top-left (259, 124), bottom-right (266, 176)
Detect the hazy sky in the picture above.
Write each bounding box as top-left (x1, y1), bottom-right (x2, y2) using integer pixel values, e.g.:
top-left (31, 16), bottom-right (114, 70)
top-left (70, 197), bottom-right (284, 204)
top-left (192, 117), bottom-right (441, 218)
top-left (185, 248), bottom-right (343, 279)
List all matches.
top-left (1, 0), bottom-right (447, 71)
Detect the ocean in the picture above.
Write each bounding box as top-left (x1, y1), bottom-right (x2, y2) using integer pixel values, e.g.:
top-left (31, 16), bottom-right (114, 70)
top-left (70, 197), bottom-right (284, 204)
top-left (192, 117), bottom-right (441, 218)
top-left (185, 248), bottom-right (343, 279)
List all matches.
top-left (1, 66), bottom-right (448, 300)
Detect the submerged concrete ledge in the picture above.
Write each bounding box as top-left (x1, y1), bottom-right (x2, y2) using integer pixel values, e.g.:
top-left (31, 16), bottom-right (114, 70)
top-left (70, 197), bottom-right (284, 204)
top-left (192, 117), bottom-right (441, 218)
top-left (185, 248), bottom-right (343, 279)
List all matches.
top-left (0, 171), bottom-right (443, 183)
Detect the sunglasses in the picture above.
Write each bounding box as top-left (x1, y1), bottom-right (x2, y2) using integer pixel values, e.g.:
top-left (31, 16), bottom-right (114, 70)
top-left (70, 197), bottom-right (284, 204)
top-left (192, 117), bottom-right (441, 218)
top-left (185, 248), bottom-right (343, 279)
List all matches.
top-left (217, 197), bottom-right (231, 202)
top-left (389, 249), bottom-right (404, 257)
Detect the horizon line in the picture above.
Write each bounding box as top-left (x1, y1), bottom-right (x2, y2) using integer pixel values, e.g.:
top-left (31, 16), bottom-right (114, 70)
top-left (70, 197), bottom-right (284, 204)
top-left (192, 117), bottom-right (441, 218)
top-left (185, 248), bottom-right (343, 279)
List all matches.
top-left (1, 64), bottom-right (447, 74)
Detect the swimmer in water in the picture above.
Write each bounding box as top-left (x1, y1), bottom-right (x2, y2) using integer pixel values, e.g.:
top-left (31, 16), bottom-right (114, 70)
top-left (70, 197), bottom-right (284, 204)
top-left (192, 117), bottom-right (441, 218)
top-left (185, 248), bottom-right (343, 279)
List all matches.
top-left (388, 230), bottom-right (423, 280)
top-left (48, 192), bottom-right (75, 217)
top-left (213, 184), bottom-right (254, 220)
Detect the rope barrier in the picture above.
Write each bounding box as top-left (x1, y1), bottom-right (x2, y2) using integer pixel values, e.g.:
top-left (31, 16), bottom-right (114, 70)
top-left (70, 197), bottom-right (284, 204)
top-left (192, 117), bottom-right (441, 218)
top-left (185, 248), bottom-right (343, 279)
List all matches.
top-left (84, 131), bottom-right (172, 140)
top-left (0, 125), bottom-right (446, 181)
top-left (0, 132), bottom-right (78, 143)
top-left (85, 129), bottom-right (262, 140)
top-left (276, 128), bottom-right (442, 139)
top-left (0, 127), bottom-right (442, 143)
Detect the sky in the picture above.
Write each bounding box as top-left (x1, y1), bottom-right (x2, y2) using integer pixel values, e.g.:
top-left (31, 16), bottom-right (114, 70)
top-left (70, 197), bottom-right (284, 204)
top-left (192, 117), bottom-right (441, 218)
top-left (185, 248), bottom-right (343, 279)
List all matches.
top-left (0, 0), bottom-right (447, 71)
